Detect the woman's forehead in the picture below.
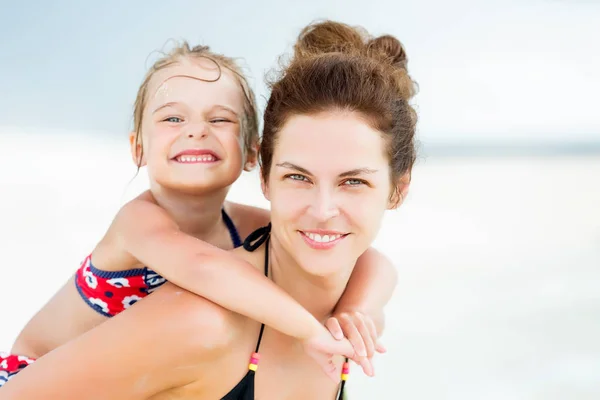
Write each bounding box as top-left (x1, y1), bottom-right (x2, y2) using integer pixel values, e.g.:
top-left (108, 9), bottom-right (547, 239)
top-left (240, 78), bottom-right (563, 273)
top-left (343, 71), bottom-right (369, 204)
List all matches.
top-left (273, 112), bottom-right (389, 173)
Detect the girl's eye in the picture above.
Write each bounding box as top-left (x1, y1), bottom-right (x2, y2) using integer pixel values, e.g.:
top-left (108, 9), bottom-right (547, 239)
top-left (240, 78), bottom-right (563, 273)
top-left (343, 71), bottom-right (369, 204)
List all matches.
top-left (164, 116), bottom-right (183, 123)
top-left (287, 174), bottom-right (309, 182)
top-left (343, 178), bottom-right (366, 186)
top-left (210, 118), bottom-right (231, 124)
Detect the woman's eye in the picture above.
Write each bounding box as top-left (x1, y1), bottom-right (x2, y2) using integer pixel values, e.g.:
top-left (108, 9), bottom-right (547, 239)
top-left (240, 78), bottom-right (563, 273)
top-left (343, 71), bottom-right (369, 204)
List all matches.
top-left (287, 174), bottom-right (309, 182)
top-left (343, 178), bottom-right (365, 186)
top-left (164, 116), bottom-right (183, 123)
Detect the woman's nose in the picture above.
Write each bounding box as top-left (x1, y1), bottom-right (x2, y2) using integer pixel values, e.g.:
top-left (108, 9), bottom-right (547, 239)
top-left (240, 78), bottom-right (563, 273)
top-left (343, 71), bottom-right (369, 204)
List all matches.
top-left (309, 188), bottom-right (340, 222)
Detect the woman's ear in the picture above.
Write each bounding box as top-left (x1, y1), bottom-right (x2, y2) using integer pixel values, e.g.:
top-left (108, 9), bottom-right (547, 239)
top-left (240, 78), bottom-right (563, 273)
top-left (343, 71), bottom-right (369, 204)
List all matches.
top-left (260, 170), bottom-right (270, 201)
top-left (389, 171), bottom-right (411, 209)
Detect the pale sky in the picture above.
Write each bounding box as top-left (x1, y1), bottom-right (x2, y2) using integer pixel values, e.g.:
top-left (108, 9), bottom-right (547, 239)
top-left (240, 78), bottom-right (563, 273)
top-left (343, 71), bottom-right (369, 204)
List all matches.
top-left (0, 0), bottom-right (598, 144)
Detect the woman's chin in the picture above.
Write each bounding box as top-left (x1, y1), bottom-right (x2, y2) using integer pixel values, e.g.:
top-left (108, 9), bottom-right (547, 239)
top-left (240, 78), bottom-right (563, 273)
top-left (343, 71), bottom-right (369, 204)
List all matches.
top-left (297, 255), bottom-right (353, 278)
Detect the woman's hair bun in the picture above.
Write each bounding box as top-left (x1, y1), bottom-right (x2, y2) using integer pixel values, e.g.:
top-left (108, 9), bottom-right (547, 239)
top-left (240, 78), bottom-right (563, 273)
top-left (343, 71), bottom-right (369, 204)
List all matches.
top-left (293, 21), bottom-right (409, 72)
top-left (293, 20), bottom-right (366, 59)
top-left (367, 35), bottom-right (408, 70)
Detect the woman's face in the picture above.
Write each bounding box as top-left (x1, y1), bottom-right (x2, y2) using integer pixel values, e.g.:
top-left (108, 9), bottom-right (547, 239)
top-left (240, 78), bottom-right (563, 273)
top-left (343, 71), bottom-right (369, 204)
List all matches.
top-left (264, 110), bottom-right (396, 277)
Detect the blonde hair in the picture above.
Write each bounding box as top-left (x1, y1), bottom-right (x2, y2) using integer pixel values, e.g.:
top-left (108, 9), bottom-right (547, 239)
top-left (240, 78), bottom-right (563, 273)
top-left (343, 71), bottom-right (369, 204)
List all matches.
top-left (132, 42), bottom-right (259, 168)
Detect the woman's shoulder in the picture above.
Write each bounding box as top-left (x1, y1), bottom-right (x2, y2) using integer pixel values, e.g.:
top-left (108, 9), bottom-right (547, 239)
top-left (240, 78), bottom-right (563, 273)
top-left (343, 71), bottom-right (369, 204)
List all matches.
top-left (147, 283), bottom-right (244, 353)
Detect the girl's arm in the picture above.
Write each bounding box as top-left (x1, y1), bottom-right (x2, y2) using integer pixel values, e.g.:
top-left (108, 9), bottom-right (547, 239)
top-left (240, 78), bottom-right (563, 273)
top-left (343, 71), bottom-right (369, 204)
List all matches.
top-left (334, 247), bottom-right (398, 334)
top-left (11, 198), bottom-right (357, 376)
top-left (114, 198), bottom-right (325, 341)
top-left (10, 199), bottom-right (322, 359)
top-left (324, 248), bottom-right (397, 374)
top-left (115, 199), bottom-right (358, 378)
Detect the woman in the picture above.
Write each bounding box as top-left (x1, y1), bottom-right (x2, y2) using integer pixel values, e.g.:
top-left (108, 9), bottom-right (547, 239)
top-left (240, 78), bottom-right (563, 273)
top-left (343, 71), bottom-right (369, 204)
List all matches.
top-left (0, 19), bottom-right (417, 400)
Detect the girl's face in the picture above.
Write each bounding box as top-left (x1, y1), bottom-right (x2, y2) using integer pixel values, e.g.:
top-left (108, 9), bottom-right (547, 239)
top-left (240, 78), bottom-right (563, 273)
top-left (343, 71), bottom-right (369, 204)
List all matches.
top-left (131, 58), bottom-right (250, 194)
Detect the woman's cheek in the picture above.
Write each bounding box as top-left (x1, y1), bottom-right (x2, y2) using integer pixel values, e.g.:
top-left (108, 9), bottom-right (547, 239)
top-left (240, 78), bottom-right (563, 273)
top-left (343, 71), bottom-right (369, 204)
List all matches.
top-left (271, 185), bottom-right (308, 216)
top-left (344, 192), bottom-right (386, 229)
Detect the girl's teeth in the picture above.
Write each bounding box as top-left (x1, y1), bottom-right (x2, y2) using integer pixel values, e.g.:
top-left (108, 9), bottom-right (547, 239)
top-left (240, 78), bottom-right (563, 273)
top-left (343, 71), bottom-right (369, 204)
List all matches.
top-left (177, 155), bottom-right (215, 163)
top-left (304, 232), bottom-right (342, 243)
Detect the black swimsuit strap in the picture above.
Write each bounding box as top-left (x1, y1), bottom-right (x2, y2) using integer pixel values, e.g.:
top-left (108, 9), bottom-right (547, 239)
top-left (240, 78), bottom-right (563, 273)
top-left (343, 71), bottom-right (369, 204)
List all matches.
top-left (242, 224), bottom-right (271, 353)
top-left (243, 223), bottom-right (271, 252)
top-left (337, 375), bottom-right (347, 400)
top-left (242, 224), bottom-right (347, 399)
top-left (222, 208), bottom-right (242, 248)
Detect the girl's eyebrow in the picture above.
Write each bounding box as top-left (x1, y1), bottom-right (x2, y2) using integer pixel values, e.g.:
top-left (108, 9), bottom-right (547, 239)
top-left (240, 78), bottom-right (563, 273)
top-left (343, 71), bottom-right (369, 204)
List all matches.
top-left (152, 102), bottom-right (179, 114)
top-left (151, 103), bottom-right (241, 118)
top-left (209, 105), bottom-right (240, 117)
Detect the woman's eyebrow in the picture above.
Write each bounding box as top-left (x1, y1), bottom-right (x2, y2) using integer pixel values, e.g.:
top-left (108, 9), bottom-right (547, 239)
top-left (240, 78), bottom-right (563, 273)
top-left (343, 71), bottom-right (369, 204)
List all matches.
top-left (275, 162), bottom-right (378, 178)
top-left (338, 168), bottom-right (378, 178)
top-left (275, 162), bottom-right (312, 175)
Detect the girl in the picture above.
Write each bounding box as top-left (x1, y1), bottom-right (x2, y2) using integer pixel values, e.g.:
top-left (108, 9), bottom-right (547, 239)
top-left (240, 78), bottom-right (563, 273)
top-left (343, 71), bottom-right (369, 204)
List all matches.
top-left (0, 19), bottom-right (417, 400)
top-left (0, 41), bottom-right (397, 386)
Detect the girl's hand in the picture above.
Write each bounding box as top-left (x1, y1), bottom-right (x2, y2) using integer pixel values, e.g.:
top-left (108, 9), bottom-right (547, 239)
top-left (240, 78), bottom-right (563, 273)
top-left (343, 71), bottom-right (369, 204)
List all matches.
top-left (300, 326), bottom-right (356, 382)
top-left (326, 310), bottom-right (386, 377)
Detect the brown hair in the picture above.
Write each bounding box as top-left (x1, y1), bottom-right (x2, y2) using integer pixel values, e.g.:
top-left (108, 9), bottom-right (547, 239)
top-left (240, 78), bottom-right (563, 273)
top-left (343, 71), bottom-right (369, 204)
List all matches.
top-left (260, 21), bottom-right (418, 200)
top-left (132, 42), bottom-right (259, 168)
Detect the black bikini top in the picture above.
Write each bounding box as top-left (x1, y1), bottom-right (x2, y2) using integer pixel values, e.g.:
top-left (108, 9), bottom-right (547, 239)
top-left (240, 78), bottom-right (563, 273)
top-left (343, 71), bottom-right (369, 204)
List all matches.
top-left (220, 224), bottom-right (348, 400)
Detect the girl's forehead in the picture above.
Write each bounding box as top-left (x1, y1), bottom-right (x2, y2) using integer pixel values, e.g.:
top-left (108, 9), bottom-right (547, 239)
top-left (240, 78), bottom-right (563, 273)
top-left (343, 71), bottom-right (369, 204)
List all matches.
top-left (147, 60), bottom-right (219, 96)
top-left (146, 63), bottom-right (243, 111)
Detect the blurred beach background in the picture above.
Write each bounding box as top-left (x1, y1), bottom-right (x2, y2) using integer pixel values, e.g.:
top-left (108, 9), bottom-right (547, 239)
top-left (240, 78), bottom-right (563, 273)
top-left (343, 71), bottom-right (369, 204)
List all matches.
top-left (1, 0), bottom-right (599, 398)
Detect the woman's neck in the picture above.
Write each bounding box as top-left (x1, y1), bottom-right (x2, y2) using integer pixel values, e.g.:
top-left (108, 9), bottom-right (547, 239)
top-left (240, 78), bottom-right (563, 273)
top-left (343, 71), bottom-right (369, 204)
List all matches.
top-left (148, 184), bottom-right (229, 240)
top-left (267, 235), bottom-right (355, 323)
